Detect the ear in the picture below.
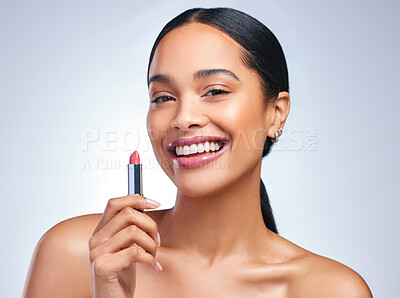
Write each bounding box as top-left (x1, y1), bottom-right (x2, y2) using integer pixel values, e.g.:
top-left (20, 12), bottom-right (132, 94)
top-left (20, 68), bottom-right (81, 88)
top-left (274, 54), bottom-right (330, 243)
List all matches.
top-left (266, 91), bottom-right (290, 139)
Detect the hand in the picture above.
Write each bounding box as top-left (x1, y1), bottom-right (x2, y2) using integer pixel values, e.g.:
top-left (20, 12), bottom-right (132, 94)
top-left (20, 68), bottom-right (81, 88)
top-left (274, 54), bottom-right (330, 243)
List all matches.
top-left (89, 195), bottom-right (162, 298)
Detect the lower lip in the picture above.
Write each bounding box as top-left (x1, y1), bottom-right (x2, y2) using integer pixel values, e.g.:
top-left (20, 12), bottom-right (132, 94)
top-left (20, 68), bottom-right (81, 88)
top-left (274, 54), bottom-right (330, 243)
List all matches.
top-left (169, 142), bottom-right (229, 168)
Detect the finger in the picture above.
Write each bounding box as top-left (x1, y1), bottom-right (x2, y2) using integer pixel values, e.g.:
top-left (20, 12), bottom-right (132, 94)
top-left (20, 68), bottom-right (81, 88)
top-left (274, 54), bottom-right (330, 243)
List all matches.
top-left (90, 207), bottom-right (160, 249)
top-left (90, 224), bottom-right (158, 262)
top-left (93, 246), bottom-right (162, 278)
top-left (94, 195), bottom-right (160, 234)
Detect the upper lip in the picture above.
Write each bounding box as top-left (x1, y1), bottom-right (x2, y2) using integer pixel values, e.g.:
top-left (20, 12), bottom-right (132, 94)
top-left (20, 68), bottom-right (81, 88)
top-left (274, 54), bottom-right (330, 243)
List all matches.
top-left (167, 136), bottom-right (229, 150)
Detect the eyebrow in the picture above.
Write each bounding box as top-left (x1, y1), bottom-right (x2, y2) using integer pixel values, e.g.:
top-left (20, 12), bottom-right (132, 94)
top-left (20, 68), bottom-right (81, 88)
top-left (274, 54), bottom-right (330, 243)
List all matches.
top-left (147, 74), bottom-right (172, 86)
top-left (194, 69), bottom-right (241, 82)
top-left (148, 68), bottom-right (241, 87)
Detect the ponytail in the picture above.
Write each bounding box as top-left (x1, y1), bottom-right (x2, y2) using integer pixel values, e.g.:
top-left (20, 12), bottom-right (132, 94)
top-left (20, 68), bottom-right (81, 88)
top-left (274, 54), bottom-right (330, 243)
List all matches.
top-left (260, 136), bottom-right (278, 234)
top-left (260, 178), bottom-right (278, 234)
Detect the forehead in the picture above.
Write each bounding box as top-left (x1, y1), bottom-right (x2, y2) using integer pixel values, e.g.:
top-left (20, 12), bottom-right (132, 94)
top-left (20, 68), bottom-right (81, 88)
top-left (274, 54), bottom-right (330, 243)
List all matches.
top-left (148, 23), bottom-right (245, 78)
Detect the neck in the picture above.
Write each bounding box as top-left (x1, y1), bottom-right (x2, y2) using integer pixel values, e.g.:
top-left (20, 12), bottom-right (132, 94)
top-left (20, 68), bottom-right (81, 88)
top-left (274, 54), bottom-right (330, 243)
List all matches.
top-left (158, 162), bottom-right (272, 266)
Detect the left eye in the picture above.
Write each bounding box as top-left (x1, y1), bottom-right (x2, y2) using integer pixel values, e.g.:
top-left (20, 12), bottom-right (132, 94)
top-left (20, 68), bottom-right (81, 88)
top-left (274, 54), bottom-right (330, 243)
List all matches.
top-left (205, 89), bottom-right (230, 96)
top-left (151, 95), bottom-right (175, 103)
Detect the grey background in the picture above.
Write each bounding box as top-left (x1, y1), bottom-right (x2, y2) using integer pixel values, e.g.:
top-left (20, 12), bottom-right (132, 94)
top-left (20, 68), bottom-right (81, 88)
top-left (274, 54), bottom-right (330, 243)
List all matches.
top-left (1, 0), bottom-right (399, 297)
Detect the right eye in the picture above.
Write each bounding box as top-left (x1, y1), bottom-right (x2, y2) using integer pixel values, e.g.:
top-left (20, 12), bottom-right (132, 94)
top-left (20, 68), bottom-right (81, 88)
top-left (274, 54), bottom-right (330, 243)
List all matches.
top-left (151, 95), bottom-right (175, 103)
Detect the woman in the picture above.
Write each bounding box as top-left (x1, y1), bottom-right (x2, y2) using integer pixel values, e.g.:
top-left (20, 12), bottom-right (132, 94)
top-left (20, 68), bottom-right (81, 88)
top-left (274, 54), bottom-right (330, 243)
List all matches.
top-left (23, 7), bottom-right (372, 297)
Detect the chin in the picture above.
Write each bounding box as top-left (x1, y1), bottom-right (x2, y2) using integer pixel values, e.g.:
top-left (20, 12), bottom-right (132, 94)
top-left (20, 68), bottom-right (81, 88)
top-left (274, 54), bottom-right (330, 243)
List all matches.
top-left (173, 169), bottom-right (233, 198)
top-left (176, 182), bottom-right (223, 198)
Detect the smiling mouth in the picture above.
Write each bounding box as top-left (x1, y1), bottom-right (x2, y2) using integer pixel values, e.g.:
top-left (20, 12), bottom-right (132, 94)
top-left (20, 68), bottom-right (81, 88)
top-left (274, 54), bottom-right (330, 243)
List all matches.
top-left (173, 140), bottom-right (225, 157)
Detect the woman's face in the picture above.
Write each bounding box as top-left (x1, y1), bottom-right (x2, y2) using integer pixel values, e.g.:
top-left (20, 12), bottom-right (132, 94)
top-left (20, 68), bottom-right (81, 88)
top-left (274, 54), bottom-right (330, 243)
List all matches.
top-left (147, 23), bottom-right (275, 197)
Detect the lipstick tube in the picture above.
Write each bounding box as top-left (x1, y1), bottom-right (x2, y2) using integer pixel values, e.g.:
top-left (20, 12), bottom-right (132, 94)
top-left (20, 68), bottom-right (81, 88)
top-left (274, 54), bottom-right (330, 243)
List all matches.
top-left (128, 151), bottom-right (144, 213)
top-left (128, 163), bottom-right (142, 195)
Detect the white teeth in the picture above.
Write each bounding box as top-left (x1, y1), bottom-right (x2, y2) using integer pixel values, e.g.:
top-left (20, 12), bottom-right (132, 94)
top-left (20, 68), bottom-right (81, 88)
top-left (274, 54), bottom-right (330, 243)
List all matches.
top-left (197, 143), bottom-right (204, 153)
top-left (210, 142), bottom-right (215, 151)
top-left (183, 145), bottom-right (190, 155)
top-left (204, 141), bottom-right (210, 152)
top-left (174, 140), bottom-right (224, 156)
top-left (189, 144), bottom-right (197, 154)
top-left (175, 146), bottom-right (182, 156)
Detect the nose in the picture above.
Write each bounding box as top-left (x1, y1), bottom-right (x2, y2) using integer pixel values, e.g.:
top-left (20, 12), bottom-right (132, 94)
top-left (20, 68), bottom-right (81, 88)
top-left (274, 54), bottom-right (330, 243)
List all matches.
top-left (171, 96), bottom-right (208, 132)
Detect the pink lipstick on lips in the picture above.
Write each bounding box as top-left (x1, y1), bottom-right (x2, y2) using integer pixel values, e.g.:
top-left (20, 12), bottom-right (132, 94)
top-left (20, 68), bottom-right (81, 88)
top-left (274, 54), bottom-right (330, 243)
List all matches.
top-left (167, 136), bottom-right (229, 168)
top-left (128, 151), bottom-right (144, 213)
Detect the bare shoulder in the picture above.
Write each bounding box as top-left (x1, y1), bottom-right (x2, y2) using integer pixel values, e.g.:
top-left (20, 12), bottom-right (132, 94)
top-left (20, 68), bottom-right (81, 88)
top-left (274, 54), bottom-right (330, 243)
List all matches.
top-left (290, 248), bottom-right (373, 297)
top-left (267, 233), bottom-right (372, 297)
top-left (23, 213), bottom-right (102, 298)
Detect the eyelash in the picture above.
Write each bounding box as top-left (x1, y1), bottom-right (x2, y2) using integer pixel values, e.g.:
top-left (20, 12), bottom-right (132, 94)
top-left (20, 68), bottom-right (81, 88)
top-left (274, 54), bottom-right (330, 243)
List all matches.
top-left (151, 88), bottom-right (230, 103)
top-left (204, 88), bottom-right (230, 97)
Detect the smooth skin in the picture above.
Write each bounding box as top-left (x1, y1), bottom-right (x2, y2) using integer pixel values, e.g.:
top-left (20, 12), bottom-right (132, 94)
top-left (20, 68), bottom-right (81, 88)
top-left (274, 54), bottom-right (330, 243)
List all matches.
top-left (23, 23), bottom-right (373, 297)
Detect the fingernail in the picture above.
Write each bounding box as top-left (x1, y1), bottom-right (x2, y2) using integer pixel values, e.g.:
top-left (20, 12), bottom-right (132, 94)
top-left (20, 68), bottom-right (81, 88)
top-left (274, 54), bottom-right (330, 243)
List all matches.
top-left (156, 260), bottom-right (163, 271)
top-left (156, 232), bottom-right (161, 246)
top-left (154, 255), bottom-right (163, 271)
top-left (145, 198), bottom-right (161, 208)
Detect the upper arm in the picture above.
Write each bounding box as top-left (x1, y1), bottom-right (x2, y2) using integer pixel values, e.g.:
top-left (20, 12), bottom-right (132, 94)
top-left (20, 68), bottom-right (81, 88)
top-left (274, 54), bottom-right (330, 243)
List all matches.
top-left (339, 272), bottom-right (372, 298)
top-left (23, 214), bottom-right (101, 298)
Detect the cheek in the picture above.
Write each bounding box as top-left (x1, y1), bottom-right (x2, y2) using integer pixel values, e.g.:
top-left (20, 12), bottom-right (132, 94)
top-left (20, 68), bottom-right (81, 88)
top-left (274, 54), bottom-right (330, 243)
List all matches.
top-left (147, 110), bottom-right (168, 152)
top-left (147, 110), bottom-right (176, 177)
top-left (220, 96), bottom-right (267, 154)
